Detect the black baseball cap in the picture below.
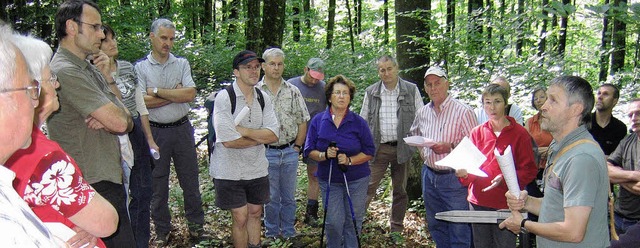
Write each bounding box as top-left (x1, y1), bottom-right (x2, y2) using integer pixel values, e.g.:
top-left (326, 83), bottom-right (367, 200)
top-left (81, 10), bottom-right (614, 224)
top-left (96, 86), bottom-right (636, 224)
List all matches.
top-left (232, 50), bottom-right (265, 69)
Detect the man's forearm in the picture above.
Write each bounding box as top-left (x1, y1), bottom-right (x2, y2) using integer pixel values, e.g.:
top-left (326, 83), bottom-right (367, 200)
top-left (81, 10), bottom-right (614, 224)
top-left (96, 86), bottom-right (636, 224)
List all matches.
top-left (155, 87), bottom-right (196, 103)
top-left (608, 164), bottom-right (640, 183)
top-left (143, 95), bottom-right (172, 109)
top-left (223, 137), bottom-right (260, 149)
top-left (524, 195), bottom-right (542, 216)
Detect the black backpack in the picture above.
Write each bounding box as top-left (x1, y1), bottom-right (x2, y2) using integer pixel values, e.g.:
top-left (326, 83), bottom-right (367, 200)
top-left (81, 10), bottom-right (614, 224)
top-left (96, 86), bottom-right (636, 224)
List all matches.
top-left (196, 84), bottom-right (265, 156)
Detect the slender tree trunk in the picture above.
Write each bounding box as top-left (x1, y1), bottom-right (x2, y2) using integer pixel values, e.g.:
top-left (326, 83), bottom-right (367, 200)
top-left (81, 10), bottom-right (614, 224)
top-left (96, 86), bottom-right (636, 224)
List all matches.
top-left (516, 0), bottom-right (524, 56)
top-left (446, 0), bottom-right (455, 40)
top-left (557, 0), bottom-right (570, 58)
top-left (635, 29), bottom-right (640, 68)
top-left (486, 0), bottom-right (492, 43)
top-left (395, 0), bottom-right (431, 201)
top-left (159, 0), bottom-right (171, 17)
top-left (499, 0), bottom-right (505, 43)
top-left (262, 0), bottom-right (286, 50)
top-left (303, 0), bottom-right (311, 32)
top-left (468, 0), bottom-right (484, 67)
top-left (355, 0), bottom-right (362, 34)
top-left (345, 0), bottom-right (355, 54)
top-left (538, 0), bottom-right (549, 57)
top-left (383, 0), bottom-right (389, 44)
top-left (226, 0), bottom-right (240, 47)
top-left (609, 0), bottom-right (626, 75)
top-left (326, 0), bottom-right (336, 49)
top-left (293, 4), bottom-right (301, 42)
top-left (247, 0), bottom-right (261, 52)
top-left (599, 0), bottom-right (611, 82)
top-left (0, 0), bottom-right (9, 22)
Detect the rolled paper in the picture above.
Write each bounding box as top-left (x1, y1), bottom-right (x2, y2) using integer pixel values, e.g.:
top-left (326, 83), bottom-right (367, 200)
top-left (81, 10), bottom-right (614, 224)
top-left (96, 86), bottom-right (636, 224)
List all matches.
top-left (494, 145), bottom-right (521, 199)
top-left (150, 148), bottom-right (160, 160)
top-left (234, 106), bottom-right (250, 125)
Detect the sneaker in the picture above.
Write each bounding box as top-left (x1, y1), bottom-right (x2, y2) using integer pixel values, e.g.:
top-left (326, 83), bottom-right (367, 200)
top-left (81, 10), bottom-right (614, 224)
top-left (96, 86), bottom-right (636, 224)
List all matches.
top-left (155, 232), bottom-right (170, 247)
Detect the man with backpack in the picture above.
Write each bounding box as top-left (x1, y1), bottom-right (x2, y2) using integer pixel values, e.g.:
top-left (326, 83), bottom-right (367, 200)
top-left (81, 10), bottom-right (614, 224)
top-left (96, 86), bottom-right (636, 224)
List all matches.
top-left (209, 50), bottom-right (279, 248)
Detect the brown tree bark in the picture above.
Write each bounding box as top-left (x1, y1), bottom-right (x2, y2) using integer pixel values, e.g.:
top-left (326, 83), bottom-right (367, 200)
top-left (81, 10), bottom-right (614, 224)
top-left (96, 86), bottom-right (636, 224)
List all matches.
top-left (599, 0), bottom-right (611, 82)
top-left (225, 0), bottom-right (240, 47)
top-left (293, 4), bottom-right (301, 42)
top-left (516, 0), bottom-right (524, 56)
top-left (326, 0), bottom-right (336, 49)
top-left (262, 0), bottom-right (286, 51)
top-left (609, 0), bottom-right (626, 75)
top-left (538, 0), bottom-right (550, 57)
top-left (383, 0), bottom-right (389, 44)
top-left (246, 0), bottom-right (261, 52)
top-left (557, 0), bottom-right (570, 58)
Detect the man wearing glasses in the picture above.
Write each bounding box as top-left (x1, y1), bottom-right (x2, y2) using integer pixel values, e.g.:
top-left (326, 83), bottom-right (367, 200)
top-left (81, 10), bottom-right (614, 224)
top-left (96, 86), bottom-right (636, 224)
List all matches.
top-left (257, 48), bottom-right (309, 241)
top-left (0, 23), bottom-right (62, 247)
top-left (49, 0), bottom-right (135, 247)
top-left (210, 50), bottom-right (279, 248)
top-left (134, 18), bottom-right (206, 245)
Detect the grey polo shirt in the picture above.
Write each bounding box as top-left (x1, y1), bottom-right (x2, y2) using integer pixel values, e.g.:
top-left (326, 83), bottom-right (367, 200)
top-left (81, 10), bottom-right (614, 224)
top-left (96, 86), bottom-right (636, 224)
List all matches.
top-left (134, 53), bottom-right (195, 123)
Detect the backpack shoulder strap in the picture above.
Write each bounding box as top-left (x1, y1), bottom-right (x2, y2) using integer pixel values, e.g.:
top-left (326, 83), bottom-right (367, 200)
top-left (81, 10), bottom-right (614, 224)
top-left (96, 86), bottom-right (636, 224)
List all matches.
top-left (225, 84), bottom-right (237, 114)
top-left (255, 87), bottom-right (265, 110)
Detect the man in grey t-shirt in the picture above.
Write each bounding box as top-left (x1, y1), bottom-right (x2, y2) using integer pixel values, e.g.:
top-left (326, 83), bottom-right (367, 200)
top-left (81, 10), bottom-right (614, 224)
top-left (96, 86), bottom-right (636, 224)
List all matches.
top-left (500, 76), bottom-right (609, 248)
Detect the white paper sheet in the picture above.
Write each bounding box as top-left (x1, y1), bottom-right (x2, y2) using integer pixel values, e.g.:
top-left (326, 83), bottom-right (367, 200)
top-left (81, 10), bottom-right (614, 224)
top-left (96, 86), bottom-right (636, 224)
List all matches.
top-left (234, 106), bottom-right (250, 125)
top-left (494, 146), bottom-right (521, 199)
top-left (403, 136), bottom-right (437, 147)
top-left (434, 137), bottom-right (488, 177)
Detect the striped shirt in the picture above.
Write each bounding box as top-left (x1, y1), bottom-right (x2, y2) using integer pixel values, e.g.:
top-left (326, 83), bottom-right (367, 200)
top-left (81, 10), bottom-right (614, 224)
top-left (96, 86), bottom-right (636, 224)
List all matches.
top-left (410, 95), bottom-right (477, 170)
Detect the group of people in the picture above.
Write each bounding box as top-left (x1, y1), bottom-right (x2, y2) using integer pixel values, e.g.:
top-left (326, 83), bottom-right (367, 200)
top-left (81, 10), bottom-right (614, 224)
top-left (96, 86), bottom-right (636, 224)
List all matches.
top-left (2, 1), bottom-right (640, 248)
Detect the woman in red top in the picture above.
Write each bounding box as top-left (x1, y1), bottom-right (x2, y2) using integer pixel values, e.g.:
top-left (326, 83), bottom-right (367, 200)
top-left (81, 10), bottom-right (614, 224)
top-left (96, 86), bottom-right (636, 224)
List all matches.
top-left (4, 34), bottom-right (117, 248)
top-left (456, 84), bottom-right (537, 248)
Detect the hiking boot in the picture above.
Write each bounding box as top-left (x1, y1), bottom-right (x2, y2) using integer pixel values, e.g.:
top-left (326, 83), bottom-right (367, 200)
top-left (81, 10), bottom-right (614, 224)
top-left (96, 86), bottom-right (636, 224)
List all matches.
top-left (304, 203), bottom-right (319, 227)
top-left (188, 224), bottom-right (211, 242)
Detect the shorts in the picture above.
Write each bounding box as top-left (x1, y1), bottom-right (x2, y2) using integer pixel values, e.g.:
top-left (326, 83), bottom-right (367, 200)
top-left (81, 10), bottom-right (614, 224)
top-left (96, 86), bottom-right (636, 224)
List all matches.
top-left (214, 176), bottom-right (270, 210)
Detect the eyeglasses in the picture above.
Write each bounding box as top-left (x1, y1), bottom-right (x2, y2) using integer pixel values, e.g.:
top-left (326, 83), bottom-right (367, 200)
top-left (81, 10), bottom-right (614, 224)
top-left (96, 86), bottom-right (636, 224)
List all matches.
top-left (75, 19), bottom-right (105, 32)
top-left (332, 91), bottom-right (350, 97)
top-left (0, 79), bottom-right (41, 100)
top-left (240, 65), bottom-right (261, 71)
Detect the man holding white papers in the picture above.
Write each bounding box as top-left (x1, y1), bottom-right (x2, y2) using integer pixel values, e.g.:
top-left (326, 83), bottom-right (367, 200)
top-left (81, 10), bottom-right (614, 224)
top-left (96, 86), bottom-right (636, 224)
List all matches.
top-left (455, 84), bottom-right (537, 248)
top-left (499, 76), bottom-right (609, 248)
top-left (409, 66), bottom-right (477, 248)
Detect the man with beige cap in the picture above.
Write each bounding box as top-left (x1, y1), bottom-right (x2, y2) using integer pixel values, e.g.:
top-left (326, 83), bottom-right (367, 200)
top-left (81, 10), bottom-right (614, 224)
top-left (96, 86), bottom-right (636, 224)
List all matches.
top-left (410, 66), bottom-right (477, 248)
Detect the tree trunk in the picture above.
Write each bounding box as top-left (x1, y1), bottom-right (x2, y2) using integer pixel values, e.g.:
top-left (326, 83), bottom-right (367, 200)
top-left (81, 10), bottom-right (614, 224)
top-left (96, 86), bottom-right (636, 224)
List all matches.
top-left (383, 0), bottom-right (389, 44)
top-left (225, 0), bottom-right (240, 47)
top-left (262, 0), bottom-right (286, 50)
top-left (486, 0), bottom-right (492, 43)
top-left (345, 0), bottom-right (355, 54)
top-left (538, 0), bottom-right (549, 57)
top-left (326, 0), bottom-right (336, 49)
top-left (599, 0), bottom-right (611, 82)
top-left (293, 4), bottom-right (301, 42)
top-left (246, 0), bottom-right (261, 52)
top-left (159, 0), bottom-right (171, 17)
top-left (609, 0), bottom-right (626, 75)
top-left (0, 0), bottom-right (9, 22)
top-left (303, 0), bottom-right (311, 31)
top-left (557, 0), bottom-right (570, 58)
top-left (468, 0), bottom-right (484, 67)
top-left (355, 0), bottom-right (362, 34)
top-left (516, 0), bottom-right (524, 56)
top-left (446, 0), bottom-right (455, 40)
top-left (395, 0), bottom-right (431, 201)
top-left (203, 0), bottom-right (213, 44)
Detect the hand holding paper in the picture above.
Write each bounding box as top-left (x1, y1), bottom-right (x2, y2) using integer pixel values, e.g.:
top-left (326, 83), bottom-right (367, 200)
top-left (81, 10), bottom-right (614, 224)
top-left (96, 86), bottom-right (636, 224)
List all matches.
top-left (403, 136), bottom-right (437, 147)
top-left (494, 146), bottom-right (521, 199)
top-left (434, 137), bottom-right (488, 177)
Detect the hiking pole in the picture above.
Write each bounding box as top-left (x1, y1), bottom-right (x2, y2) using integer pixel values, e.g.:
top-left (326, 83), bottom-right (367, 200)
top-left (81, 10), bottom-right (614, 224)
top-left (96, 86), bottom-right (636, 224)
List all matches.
top-left (338, 152), bottom-right (361, 248)
top-left (320, 141), bottom-right (337, 248)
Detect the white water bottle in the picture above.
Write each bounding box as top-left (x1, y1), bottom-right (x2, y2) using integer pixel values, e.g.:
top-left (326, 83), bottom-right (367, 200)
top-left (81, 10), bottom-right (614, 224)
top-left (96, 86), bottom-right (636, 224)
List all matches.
top-left (150, 148), bottom-right (160, 160)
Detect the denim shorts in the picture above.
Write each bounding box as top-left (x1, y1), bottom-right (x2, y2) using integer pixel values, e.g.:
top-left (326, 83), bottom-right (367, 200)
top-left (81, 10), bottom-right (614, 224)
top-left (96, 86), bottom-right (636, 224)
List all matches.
top-left (214, 176), bottom-right (270, 209)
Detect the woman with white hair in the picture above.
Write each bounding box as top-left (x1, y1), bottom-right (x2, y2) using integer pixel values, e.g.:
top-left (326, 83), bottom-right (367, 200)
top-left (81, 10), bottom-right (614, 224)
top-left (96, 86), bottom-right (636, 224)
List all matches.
top-left (4, 34), bottom-right (118, 248)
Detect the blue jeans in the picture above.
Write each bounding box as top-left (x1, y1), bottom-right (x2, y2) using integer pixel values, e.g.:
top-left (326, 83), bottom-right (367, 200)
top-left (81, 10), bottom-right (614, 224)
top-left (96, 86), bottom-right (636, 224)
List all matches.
top-left (128, 116), bottom-right (153, 248)
top-left (615, 212), bottom-right (640, 235)
top-left (320, 175), bottom-right (369, 248)
top-left (422, 165), bottom-right (471, 248)
top-left (264, 147), bottom-right (299, 237)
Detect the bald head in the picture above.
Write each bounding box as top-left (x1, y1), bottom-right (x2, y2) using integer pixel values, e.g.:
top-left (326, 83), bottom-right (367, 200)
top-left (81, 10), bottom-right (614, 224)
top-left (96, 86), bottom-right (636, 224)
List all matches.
top-left (491, 76), bottom-right (510, 98)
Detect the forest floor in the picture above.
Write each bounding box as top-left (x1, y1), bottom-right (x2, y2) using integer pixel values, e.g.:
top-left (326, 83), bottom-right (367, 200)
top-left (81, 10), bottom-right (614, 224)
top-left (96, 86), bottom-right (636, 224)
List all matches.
top-left (143, 106), bottom-right (435, 247)
top-left (147, 145), bottom-right (436, 248)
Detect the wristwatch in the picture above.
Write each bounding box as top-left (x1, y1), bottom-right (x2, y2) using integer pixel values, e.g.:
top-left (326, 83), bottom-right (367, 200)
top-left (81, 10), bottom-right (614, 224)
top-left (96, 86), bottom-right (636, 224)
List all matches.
top-left (153, 87), bottom-right (158, 96)
top-left (520, 219), bottom-right (529, 233)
